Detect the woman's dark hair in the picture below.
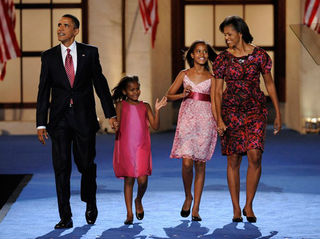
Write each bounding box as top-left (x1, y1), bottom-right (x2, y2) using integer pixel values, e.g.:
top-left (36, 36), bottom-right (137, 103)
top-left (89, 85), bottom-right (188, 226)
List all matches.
top-left (112, 76), bottom-right (140, 103)
top-left (185, 40), bottom-right (217, 71)
top-left (219, 16), bottom-right (253, 43)
top-left (63, 14), bottom-right (80, 29)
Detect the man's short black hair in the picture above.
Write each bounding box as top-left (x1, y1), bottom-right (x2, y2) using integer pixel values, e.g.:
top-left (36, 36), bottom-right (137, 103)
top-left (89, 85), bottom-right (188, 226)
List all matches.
top-left (62, 14), bottom-right (80, 29)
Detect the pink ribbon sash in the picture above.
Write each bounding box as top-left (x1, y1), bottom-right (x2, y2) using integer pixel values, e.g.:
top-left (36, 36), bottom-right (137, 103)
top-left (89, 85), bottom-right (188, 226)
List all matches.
top-left (186, 92), bottom-right (211, 102)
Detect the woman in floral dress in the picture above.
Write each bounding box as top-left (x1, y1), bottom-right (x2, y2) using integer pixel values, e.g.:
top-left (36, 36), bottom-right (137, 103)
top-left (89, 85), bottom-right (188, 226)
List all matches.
top-left (214, 16), bottom-right (281, 223)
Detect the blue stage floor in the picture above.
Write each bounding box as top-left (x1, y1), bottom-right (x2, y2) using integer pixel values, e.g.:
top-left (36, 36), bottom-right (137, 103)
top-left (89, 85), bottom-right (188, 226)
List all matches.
top-left (0, 129), bottom-right (319, 239)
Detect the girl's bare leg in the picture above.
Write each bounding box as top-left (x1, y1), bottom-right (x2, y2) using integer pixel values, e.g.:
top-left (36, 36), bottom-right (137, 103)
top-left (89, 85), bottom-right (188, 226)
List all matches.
top-left (135, 175), bottom-right (148, 215)
top-left (181, 158), bottom-right (194, 212)
top-left (124, 177), bottom-right (135, 222)
top-left (192, 161), bottom-right (206, 218)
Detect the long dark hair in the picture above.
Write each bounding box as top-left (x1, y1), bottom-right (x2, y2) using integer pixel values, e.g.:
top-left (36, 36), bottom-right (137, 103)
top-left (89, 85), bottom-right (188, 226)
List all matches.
top-left (219, 16), bottom-right (253, 43)
top-left (185, 40), bottom-right (217, 71)
top-left (112, 76), bottom-right (139, 103)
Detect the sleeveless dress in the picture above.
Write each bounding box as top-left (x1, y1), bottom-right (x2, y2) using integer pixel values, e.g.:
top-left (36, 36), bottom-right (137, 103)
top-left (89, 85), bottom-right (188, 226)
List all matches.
top-left (170, 74), bottom-right (217, 162)
top-left (213, 47), bottom-right (272, 156)
top-left (113, 100), bottom-right (152, 178)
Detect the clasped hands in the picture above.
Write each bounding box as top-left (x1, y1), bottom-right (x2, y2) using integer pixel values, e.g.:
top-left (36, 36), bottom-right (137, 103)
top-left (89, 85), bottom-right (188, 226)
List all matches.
top-left (217, 120), bottom-right (227, 137)
top-left (109, 117), bottom-right (119, 131)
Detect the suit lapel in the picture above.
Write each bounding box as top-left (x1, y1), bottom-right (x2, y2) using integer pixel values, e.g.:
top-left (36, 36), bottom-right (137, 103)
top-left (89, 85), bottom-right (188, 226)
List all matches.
top-left (56, 45), bottom-right (71, 88)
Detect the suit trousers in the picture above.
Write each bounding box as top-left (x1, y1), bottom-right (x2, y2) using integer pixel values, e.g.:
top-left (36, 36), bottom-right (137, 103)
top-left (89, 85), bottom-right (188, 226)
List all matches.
top-left (50, 107), bottom-right (97, 220)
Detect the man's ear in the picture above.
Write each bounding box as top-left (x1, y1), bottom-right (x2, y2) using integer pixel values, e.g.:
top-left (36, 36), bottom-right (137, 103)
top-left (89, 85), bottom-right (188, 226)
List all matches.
top-left (74, 28), bottom-right (80, 36)
top-left (122, 90), bottom-right (126, 95)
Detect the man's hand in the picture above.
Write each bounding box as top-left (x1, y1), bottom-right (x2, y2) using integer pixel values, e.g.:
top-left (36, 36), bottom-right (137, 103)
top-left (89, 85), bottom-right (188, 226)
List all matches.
top-left (37, 128), bottom-right (48, 145)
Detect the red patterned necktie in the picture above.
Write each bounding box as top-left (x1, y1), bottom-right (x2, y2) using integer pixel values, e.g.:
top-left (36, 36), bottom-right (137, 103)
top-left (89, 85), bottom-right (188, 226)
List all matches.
top-left (65, 48), bottom-right (75, 88)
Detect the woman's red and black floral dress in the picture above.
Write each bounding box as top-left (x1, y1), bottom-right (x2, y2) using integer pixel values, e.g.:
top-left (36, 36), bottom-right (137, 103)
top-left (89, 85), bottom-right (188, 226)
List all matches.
top-left (213, 47), bottom-right (272, 156)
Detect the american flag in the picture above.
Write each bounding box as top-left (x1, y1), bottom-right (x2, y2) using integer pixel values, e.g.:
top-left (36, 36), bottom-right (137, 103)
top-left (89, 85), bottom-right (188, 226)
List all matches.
top-left (304, 0), bottom-right (320, 33)
top-left (0, 0), bottom-right (21, 81)
top-left (139, 0), bottom-right (159, 48)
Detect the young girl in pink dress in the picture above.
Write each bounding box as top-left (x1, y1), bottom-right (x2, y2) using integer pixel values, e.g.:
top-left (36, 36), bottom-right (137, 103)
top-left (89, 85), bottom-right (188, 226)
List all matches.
top-left (167, 40), bottom-right (218, 221)
top-left (112, 76), bottom-right (167, 225)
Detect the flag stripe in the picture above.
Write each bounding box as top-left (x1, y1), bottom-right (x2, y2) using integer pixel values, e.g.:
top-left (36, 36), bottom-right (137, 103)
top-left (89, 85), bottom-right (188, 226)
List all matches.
top-left (0, 0), bottom-right (20, 81)
top-left (0, 1), bottom-right (20, 58)
top-left (139, 0), bottom-right (159, 48)
top-left (307, 0), bottom-right (320, 26)
top-left (139, 0), bottom-right (149, 31)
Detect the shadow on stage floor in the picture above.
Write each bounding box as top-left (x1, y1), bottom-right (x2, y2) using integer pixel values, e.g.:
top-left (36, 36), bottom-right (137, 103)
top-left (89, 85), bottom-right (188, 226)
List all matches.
top-left (0, 129), bottom-right (319, 239)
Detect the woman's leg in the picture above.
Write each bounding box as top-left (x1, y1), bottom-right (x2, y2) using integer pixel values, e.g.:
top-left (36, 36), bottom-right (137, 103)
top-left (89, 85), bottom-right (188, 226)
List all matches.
top-left (124, 177), bottom-right (135, 221)
top-left (192, 161), bottom-right (206, 217)
top-left (244, 149), bottom-right (262, 217)
top-left (227, 154), bottom-right (242, 219)
top-left (135, 175), bottom-right (148, 214)
top-left (181, 158), bottom-right (194, 211)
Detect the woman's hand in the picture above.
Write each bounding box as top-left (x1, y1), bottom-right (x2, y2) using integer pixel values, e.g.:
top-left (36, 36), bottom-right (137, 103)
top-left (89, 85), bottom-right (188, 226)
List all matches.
top-left (182, 85), bottom-right (192, 97)
top-left (217, 120), bottom-right (227, 136)
top-left (273, 114), bottom-right (281, 135)
top-left (155, 96), bottom-right (167, 111)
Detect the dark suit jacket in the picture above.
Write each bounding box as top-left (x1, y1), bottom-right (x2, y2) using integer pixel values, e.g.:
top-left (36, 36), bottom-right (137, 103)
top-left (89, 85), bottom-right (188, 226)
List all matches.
top-left (36, 42), bottom-right (116, 134)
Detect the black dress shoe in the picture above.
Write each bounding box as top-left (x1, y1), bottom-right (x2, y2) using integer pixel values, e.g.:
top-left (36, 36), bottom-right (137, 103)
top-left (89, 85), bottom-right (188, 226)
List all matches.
top-left (232, 217), bottom-right (243, 222)
top-left (86, 203), bottom-right (98, 224)
top-left (243, 209), bottom-right (257, 223)
top-left (180, 208), bottom-right (191, 217)
top-left (135, 211), bottom-right (144, 220)
top-left (54, 218), bottom-right (73, 229)
top-left (191, 215), bottom-right (202, 221)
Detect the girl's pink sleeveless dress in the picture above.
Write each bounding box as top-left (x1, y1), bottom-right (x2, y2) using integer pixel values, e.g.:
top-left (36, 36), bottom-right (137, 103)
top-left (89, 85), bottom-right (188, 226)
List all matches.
top-left (113, 100), bottom-right (152, 178)
top-left (170, 74), bottom-right (217, 162)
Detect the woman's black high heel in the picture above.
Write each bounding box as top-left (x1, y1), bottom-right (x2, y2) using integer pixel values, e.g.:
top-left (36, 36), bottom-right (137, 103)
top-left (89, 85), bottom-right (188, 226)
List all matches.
top-left (180, 208), bottom-right (190, 217)
top-left (124, 219), bottom-right (133, 225)
top-left (232, 217), bottom-right (243, 222)
top-left (136, 210), bottom-right (144, 220)
top-left (243, 209), bottom-right (257, 223)
top-left (192, 215), bottom-right (202, 221)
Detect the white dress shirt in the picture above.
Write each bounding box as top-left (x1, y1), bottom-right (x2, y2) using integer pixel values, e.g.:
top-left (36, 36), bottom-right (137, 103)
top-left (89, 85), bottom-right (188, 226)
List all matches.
top-left (61, 41), bottom-right (77, 73)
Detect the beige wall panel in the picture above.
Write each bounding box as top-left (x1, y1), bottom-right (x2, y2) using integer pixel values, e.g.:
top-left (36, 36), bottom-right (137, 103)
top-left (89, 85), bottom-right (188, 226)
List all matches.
top-left (53, 0), bottom-right (81, 3)
top-left (88, 0), bottom-right (122, 131)
top-left (245, 5), bottom-right (274, 46)
top-left (0, 121), bottom-right (36, 135)
top-left (215, 5), bottom-right (243, 47)
top-left (126, 0), bottom-right (152, 105)
top-left (151, 0), bottom-right (173, 131)
top-left (22, 57), bottom-right (41, 102)
top-left (185, 5), bottom-right (214, 46)
top-left (300, 48), bottom-right (320, 118)
top-left (53, 9), bottom-right (82, 46)
top-left (285, 0), bottom-right (320, 133)
top-left (15, 9), bottom-right (21, 47)
top-left (22, 9), bottom-right (51, 51)
top-left (0, 109), bottom-right (36, 121)
top-left (286, 0), bottom-right (303, 132)
top-left (22, 0), bottom-right (50, 3)
top-left (0, 58), bottom-right (21, 103)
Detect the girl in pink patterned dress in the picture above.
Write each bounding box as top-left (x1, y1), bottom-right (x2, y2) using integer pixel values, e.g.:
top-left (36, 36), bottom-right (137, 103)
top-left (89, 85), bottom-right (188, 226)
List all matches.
top-left (167, 40), bottom-right (218, 221)
top-left (112, 76), bottom-right (167, 225)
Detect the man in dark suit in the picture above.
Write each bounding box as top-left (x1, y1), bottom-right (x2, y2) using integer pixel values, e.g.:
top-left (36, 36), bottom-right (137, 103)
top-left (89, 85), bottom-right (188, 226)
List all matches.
top-left (36, 14), bottom-right (117, 229)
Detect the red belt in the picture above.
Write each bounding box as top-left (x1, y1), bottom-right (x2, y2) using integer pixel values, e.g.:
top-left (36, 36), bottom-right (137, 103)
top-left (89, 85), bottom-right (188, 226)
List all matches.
top-left (186, 92), bottom-right (211, 102)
